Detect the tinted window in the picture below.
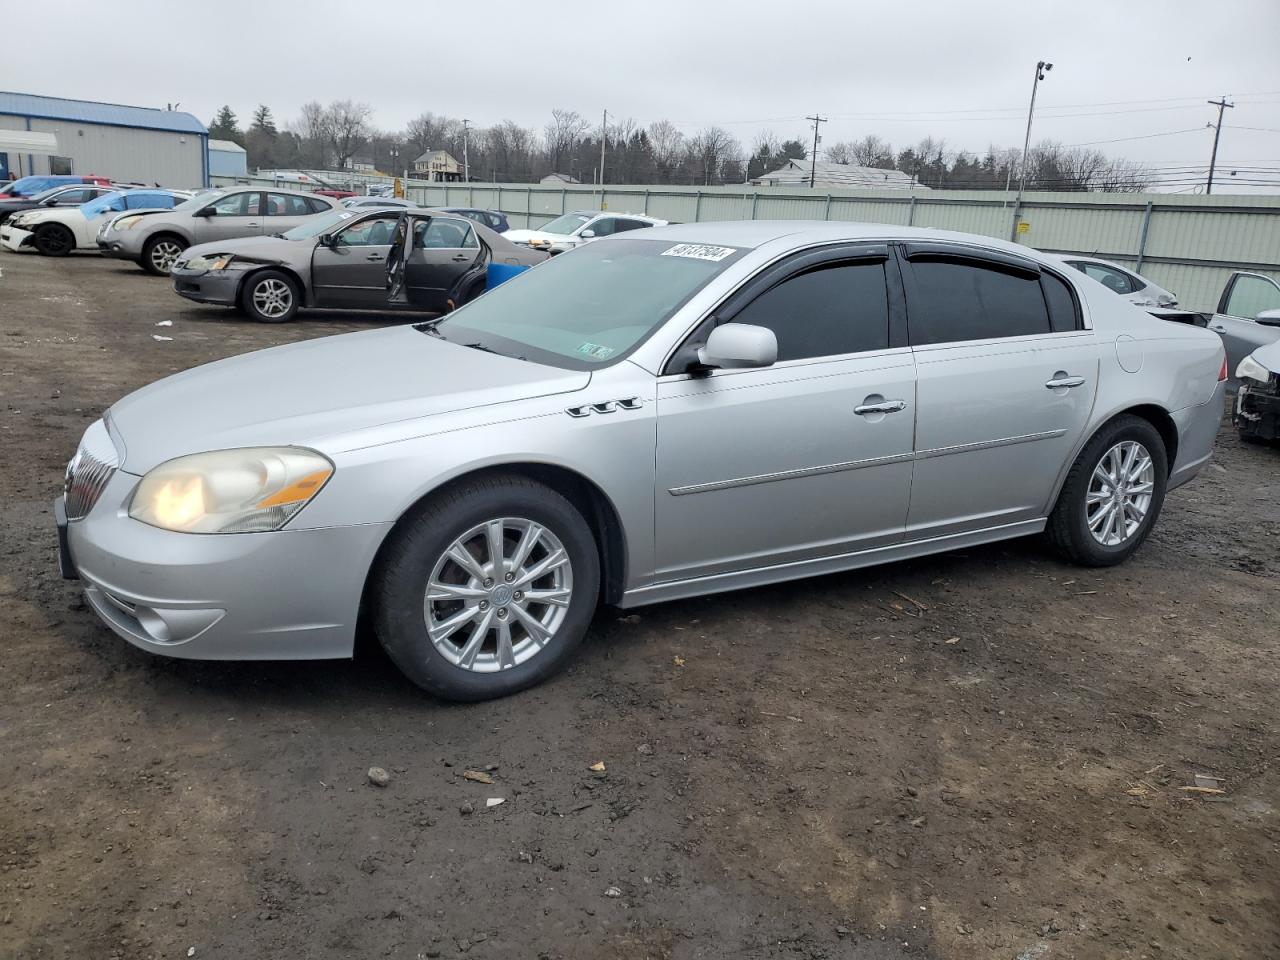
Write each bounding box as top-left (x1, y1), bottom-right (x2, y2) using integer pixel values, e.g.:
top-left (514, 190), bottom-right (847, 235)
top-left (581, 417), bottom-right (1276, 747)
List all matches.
top-left (731, 261), bottom-right (890, 361)
top-left (1078, 262), bottom-right (1136, 295)
top-left (486, 213), bottom-right (503, 230)
top-left (305, 196), bottom-right (331, 214)
top-left (266, 193), bottom-right (312, 216)
top-left (1042, 272), bottom-right (1081, 333)
top-left (1224, 275), bottom-right (1280, 319)
top-left (613, 219), bottom-right (650, 234)
top-left (587, 218), bottom-right (615, 237)
top-left (908, 260), bottom-right (1050, 345)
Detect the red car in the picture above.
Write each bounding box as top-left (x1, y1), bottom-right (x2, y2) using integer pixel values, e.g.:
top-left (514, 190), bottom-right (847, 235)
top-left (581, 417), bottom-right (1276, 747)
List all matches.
top-left (313, 189), bottom-right (357, 200)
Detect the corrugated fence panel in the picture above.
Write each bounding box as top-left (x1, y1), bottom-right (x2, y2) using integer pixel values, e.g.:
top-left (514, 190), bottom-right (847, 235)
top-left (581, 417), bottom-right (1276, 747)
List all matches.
top-left (1020, 203), bottom-right (1147, 258)
top-left (912, 199), bottom-right (1010, 237)
top-left (828, 197), bottom-right (913, 226)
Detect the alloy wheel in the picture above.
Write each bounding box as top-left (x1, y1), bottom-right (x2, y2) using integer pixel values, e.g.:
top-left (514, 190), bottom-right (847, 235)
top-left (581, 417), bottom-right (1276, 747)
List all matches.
top-left (251, 278), bottom-right (293, 319)
top-left (1086, 440), bottom-right (1155, 547)
top-left (424, 517), bottom-right (573, 673)
top-left (150, 240), bottom-right (183, 273)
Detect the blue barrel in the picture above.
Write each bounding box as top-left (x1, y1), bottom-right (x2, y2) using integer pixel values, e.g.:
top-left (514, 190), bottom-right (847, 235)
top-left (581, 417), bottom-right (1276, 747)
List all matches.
top-left (487, 262), bottom-right (529, 290)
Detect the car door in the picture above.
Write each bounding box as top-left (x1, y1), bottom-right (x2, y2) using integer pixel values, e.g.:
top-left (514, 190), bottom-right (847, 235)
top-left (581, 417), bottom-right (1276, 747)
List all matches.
top-left (1209, 272), bottom-right (1280, 376)
top-left (900, 244), bottom-right (1098, 539)
top-left (311, 212), bottom-right (400, 308)
top-left (653, 245), bottom-right (916, 583)
top-left (266, 192), bottom-right (320, 234)
top-left (399, 216), bottom-right (483, 309)
top-left (193, 191), bottom-right (264, 243)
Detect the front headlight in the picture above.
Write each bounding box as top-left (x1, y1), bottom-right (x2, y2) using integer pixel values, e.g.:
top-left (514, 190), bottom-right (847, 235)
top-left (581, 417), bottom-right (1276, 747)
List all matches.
top-left (185, 253), bottom-right (236, 271)
top-left (129, 447), bottom-right (333, 534)
top-left (114, 215), bottom-right (145, 231)
top-left (1236, 355), bottom-right (1274, 386)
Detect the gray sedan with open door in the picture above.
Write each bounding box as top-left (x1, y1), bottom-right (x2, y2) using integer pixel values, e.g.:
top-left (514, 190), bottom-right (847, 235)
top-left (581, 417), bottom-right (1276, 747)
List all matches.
top-left (171, 207), bottom-right (547, 322)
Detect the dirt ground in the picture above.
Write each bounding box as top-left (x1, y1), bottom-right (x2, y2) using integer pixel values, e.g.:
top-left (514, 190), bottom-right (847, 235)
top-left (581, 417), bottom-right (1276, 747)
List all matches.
top-left (1, 250), bottom-right (1277, 960)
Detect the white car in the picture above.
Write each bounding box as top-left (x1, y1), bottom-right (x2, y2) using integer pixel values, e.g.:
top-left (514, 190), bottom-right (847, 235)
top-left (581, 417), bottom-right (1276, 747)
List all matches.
top-left (2, 188), bottom-right (191, 256)
top-left (1062, 256), bottom-right (1177, 308)
top-left (504, 211), bottom-right (667, 255)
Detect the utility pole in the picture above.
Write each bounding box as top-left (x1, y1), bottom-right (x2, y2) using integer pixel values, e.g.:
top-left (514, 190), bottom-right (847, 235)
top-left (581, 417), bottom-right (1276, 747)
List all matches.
top-left (461, 119), bottom-right (471, 183)
top-left (599, 109), bottom-right (608, 193)
top-left (1206, 96), bottom-right (1234, 195)
top-left (1011, 59), bottom-right (1052, 241)
top-left (806, 114), bottom-right (827, 188)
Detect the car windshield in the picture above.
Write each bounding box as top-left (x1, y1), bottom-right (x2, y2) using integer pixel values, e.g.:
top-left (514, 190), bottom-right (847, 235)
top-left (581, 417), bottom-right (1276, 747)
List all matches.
top-left (430, 238), bottom-right (746, 369)
top-left (172, 189), bottom-right (223, 212)
top-left (81, 192), bottom-right (127, 216)
top-left (282, 209), bottom-right (356, 239)
top-left (537, 213), bottom-right (593, 236)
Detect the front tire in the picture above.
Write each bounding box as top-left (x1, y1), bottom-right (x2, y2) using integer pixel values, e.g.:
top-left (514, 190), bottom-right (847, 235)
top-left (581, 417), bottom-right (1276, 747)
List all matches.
top-left (1045, 415), bottom-right (1168, 566)
top-left (371, 475), bottom-right (600, 701)
top-left (142, 235), bottom-right (187, 275)
top-left (240, 270), bottom-right (300, 323)
top-left (33, 224), bottom-right (75, 257)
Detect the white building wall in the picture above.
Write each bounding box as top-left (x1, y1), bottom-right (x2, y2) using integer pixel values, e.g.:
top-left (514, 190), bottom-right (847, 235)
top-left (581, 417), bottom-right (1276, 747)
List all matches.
top-left (0, 114), bottom-right (205, 187)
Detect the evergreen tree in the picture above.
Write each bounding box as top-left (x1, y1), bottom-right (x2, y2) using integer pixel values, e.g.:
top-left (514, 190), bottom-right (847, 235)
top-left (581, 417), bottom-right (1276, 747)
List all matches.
top-left (249, 105), bottom-right (277, 136)
top-left (208, 105), bottom-right (244, 146)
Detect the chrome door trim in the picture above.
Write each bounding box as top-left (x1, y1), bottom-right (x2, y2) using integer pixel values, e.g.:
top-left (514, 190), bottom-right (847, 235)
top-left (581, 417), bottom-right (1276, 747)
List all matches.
top-left (669, 451), bottom-right (915, 497)
top-left (914, 428), bottom-right (1068, 461)
top-left (670, 428), bottom-right (1068, 497)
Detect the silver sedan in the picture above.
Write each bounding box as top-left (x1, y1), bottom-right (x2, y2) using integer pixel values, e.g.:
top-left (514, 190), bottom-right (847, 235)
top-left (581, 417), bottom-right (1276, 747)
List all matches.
top-left (58, 222), bottom-right (1227, 701)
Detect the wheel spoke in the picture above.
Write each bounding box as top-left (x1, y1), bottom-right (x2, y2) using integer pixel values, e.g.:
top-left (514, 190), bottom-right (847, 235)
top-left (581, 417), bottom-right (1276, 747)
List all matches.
top-left (1086, 489), bottom-right (1110, 505)
top-left (427, 581), bottom-right (487, 602)
top-left (428, 604), bottom-right (479, 643)
top-left (457, 609), bottom-right (494, 668)
top-left (1128, 481), bottom-right (1153, 497)
top-left (513, 547), bottom-right (568, 589)
top-left (485, 520), bottom-right (507, 575)
top-left (1092, 465), bottom-right (1113, 491)
top-left (495, 621), bottom-right (516, 669)
top-left (521, 587), bottom-right (571, 608)
top-left (446, 543), bottom-right (486, 581)
top-left (509, 603), bottom-right (553, 646)
top-left (509, 521), bottom-right (544, 572)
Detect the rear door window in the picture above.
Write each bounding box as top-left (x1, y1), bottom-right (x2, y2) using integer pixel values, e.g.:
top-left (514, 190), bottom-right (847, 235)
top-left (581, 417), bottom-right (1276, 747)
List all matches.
top-left (906, 259), bottom-right (1051, 345)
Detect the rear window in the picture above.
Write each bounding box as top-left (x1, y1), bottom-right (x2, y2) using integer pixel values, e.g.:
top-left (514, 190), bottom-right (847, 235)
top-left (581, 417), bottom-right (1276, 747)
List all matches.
top-left (907, 259), bottom-right (1051, 345)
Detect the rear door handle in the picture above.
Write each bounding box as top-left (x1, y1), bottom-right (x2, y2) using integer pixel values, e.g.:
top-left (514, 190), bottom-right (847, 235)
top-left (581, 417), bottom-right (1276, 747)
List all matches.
top-left (1209, 323), bottom-right (1226, 333)
top-left (366, 254), bottom-right (384, 262)
top-left (451, 254), bottom-right (470, 262)
top-left (854, 400), bottom-right (907, 415)
top-left (1045, 375), bottom-right (1087, 389)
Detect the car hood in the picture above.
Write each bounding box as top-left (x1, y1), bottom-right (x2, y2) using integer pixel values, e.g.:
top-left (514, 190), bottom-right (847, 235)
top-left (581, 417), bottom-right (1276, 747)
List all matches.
top-left (16, 208), bottom-right (87, 226)
top-left (103, 208), bottom-right (179, 232)
top-left (503, 229), bottom-right (572, 245)
top-left (108, 325), bottom-right (590, 473)
top-left (182, 234), bottom-right (311, 263)
top-left (1249, 338), bottom-right (1280, 373)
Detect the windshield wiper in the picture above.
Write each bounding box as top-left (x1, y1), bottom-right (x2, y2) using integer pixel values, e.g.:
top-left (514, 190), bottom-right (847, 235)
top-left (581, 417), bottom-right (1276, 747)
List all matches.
top-left (463, 341), bottom-right (526, 362)
top-left (269, 232), bottom-right (285, 239)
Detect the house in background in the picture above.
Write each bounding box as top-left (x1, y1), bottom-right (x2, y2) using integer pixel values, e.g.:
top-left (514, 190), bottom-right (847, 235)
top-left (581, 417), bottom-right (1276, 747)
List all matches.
top-left (540, 172), bottom-right (581, 185)
top-left (413, 149), bottom-right (462, 182)
top-left (753, 159), bottom-right (926, 190)
top-left (207, 138), bottom-right (247, 177)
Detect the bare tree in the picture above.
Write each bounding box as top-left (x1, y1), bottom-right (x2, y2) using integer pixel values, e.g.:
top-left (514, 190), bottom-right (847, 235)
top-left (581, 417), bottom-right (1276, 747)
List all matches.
top-left (824, 140), bottom-right (855, 164)
top-left (686, 126), bottom-right (742, 185)
top-left (291, 101), bottom-right (332, 168)
top-left (851, 135), bottom-right (895, 169)
top-left (324, 100), bottom-right (373, 171)
top-left (647, 119), bottom-right (685, 183)
top-left (544, 109), bottom-right (590, 175)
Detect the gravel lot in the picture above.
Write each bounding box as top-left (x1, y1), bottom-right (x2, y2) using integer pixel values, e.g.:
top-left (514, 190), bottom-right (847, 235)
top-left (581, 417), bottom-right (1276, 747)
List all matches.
top-left (1, 250), bottom-right (1277, 960)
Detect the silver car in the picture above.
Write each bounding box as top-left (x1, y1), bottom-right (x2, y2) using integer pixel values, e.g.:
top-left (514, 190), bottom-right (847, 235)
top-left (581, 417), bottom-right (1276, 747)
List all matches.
top-left (97, 187), bottom-right (340, 276)
top-left (170, 207), bottom-right (546, 322)
top-left (57, 222), bottom-right (1226, 701)
top-left (1208, 270), bottom-right (1280, 381)
top-left (1062, 255), bottom-right (1177, 308)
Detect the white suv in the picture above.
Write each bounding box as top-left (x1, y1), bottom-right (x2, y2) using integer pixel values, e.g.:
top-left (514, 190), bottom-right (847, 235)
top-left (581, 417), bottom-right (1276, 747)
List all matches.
top-left (504, 211), bottom-right (666, 255)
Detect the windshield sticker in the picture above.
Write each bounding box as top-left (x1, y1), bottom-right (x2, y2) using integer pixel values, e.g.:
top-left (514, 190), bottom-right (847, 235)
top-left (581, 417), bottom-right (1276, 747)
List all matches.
top-left (576, 341), bottom-right (615, 360)
top-left (661, 243), bottom-right (737, 262)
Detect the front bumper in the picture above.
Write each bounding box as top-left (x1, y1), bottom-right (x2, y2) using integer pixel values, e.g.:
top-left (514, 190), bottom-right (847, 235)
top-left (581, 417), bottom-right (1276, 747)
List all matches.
top-left (59, 470), bottom-right (393, 660)
top-left (0, 225), bottom-right (34, 251)
top-left (1234, 379), bottom-right (1280, 441)
top-left (171, 265), bottom-right (242, 306)
top-left (97, 231), bottom-right (144, 262)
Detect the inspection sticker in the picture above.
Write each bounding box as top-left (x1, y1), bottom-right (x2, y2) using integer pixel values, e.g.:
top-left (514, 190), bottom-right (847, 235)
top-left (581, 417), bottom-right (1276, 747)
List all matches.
top-left (576, 341), bottom-right (616, 360)
top-left (661, 243), bottom-right (737, 262)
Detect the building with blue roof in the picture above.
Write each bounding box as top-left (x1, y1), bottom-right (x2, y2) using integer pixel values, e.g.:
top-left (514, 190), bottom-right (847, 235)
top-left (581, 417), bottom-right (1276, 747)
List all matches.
top-left (0, 91), bottom-right (208, 188)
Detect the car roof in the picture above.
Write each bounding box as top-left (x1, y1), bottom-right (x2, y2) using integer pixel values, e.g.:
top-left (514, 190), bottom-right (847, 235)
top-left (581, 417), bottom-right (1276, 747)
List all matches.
top-left (635, 220), bottom-right (1071, 263)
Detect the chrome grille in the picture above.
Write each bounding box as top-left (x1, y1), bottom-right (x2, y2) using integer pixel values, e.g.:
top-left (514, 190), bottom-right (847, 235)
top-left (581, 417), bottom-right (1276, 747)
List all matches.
top-left (64, 420), bottom-right (119, 520)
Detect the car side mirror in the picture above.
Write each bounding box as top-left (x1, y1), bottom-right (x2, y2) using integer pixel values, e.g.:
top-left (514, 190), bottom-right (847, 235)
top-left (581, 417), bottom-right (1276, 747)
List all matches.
top-left (697, 323), bottom-right (777, 370)
top-left (580, 229), bottom-right (595, 239)
top-left (318, 233), bottom-right (335, 247)
top-left (1256, 309), bottom-right (1280, 327)
top-left (196, 206), bottom-right (216, 217)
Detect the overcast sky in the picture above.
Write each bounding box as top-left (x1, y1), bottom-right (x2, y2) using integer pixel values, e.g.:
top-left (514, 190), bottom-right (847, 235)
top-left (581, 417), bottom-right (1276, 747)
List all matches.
top-left (9, 0), bottom-right (1280, 191)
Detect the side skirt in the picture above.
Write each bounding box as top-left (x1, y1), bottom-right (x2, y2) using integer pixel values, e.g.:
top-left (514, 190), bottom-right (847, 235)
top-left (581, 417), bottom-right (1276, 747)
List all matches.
top-left (619, 518), bottom-right (1047, 609)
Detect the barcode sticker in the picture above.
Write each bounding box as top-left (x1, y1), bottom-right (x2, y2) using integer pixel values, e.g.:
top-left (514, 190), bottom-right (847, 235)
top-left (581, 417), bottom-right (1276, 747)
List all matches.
top-left (661, 243), bottom-right (737, 262)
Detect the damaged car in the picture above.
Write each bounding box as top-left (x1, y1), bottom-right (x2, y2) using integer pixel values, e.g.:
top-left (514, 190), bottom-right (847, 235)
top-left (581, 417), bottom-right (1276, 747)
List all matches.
top-left (171, 207), bottom-right (546, 322)
top-left (2, 188), bottom-right (189, 256)
top-left (1234, 339), bottom-right (1280, 442)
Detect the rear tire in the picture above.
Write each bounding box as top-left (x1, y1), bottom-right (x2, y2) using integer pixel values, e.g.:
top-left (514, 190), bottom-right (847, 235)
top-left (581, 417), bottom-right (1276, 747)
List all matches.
top-left (33, 224), bottom-right (75, 257)
top-left (1045, 415), bottom-right (1168, 566)
top-left (239, 270), bottom-right (300, 323)
top-left (142, 235), bottom-right (187, 275)
top-left (371, 475), bottom-right (600, 701)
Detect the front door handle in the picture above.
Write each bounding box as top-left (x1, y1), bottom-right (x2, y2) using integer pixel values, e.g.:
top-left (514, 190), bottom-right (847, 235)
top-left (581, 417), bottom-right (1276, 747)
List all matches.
top-left (854, 399), bottom-right (907, 415)
top-left (1209, 323), bottom-right (1226, 333)
top-left (246, 222), bottom-right (260, 228)
top-left (1045, 375), bottom-right (1087, 389)
top-left (366, 254), bottom-right (385, 262)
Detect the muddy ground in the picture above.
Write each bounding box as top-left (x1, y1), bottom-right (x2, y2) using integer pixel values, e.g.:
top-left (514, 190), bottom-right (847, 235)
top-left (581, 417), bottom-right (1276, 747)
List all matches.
top-left (0, 250), bottom-right (1276, 960)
